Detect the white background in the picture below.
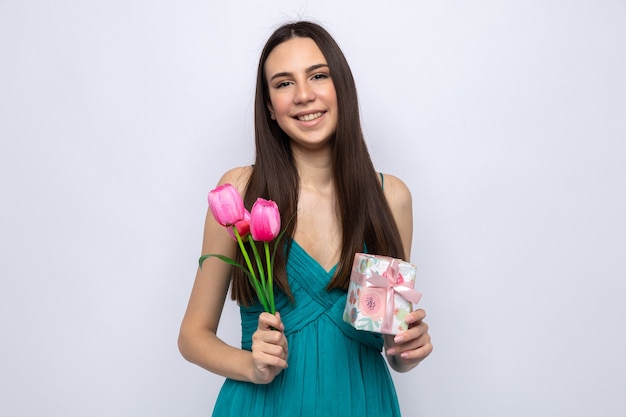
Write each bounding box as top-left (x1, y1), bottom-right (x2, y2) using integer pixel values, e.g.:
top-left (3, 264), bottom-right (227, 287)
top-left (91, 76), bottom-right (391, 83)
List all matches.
top-left (1, 1), bottom-right (625, 416)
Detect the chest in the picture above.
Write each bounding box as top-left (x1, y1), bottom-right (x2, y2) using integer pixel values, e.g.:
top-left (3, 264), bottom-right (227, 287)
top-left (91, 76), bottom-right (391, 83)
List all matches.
top-left (292, 190), bottom-right (341, 271)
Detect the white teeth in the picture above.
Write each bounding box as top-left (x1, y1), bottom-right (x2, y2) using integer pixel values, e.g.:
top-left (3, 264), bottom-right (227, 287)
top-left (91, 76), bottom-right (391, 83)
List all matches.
top-left (297, 112), bottom-right (323, 121)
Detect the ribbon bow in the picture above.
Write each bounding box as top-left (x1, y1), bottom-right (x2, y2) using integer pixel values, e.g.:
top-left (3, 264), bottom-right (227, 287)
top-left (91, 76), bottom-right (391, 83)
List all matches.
top-left (352, 256), bottom-right (422, 334)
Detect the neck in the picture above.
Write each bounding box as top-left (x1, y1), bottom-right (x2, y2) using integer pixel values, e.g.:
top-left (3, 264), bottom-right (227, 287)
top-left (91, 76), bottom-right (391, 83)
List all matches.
top-left (291, 145), bottom-right (334, 190)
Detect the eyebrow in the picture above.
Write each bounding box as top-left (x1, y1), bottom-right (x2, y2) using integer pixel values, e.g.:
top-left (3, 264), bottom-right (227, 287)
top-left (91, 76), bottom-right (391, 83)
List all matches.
top-left (269, 63), bottom-right (329, 82)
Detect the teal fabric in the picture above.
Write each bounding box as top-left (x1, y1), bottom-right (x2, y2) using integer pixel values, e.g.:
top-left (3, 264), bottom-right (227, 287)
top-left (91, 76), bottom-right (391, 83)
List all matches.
top-left (212, 240), bottom-right (401, 416)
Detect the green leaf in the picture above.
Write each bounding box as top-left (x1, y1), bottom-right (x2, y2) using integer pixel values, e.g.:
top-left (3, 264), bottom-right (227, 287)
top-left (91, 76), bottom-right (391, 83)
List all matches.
top-left (198, 253), bottom-right (252, 279)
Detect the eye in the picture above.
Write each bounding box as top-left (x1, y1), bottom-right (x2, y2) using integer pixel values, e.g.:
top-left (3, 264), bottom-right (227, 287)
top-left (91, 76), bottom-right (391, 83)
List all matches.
top-left (275, 80), bottom-right (292, 89)
top-left (311, 73), bottom-right (329, 81)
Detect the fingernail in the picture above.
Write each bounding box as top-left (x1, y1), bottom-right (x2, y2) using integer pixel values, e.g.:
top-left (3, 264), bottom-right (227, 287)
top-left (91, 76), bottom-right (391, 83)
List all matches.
top-left (394, 335), bottom-right (404, 344)
top-left (387, 348), bottom-right (396, 356)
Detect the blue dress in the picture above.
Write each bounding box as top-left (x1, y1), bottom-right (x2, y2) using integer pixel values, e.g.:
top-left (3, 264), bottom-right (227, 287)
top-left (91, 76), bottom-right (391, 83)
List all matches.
top-left (212, 240), bottom-right (401, 416)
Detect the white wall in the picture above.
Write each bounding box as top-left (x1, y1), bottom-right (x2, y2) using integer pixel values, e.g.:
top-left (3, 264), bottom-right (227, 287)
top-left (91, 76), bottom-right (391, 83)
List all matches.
top-left (1, 1), bottom-right (625, 416)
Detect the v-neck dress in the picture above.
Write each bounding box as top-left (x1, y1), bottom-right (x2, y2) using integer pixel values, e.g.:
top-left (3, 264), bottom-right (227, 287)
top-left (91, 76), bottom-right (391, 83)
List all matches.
top-left (211, 240), bottom-right (401, 416)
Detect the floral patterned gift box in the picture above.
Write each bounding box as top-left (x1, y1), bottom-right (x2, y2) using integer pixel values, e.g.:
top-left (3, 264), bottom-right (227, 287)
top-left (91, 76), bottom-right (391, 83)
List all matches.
top-left (343, 253), bottom-right (422, 335)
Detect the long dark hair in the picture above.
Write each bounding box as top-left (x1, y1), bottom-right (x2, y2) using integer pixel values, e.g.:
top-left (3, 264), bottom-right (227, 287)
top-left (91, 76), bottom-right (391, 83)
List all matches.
top-left (231, 21), bottom-right (405, 306)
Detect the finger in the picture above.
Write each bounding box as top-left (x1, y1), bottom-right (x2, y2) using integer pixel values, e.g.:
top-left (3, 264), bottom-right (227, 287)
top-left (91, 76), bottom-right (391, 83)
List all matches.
top-left (253, 325), bottom-right (286, 344)
top-left (405, 308), bottom-right (426, 325)
top-left (258, 311), bottom-right (285, 331)
top-left (253, 339), bottom-right (288, 359)
top-left (402, 330), bottom-right (431, 351)
top-left (387, 336), bottom-right (418, 356)
top-left (407, 320), bottom-right (429, 339)
top-left (392, 321), bottom-right (428, 345)
top-left (398, 338), bottom-right (433, 361)
top-left (252, 349), bottom-right (289, 370)
top-left (252, 326), bottom-right (289, 356)
top-left (252, 330), bottom-right (289, 357)
top-left (260, 329), bottom-right (288, 350)
top-left (387, 323), bottom-right (430, 355)
top-left (387, 332), bottom-right (431, 358)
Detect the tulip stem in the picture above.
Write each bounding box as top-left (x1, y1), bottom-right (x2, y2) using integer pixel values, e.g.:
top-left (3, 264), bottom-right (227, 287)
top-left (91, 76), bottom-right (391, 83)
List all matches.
top-left (264, 241), bottom-right (275, 314)
top-left (248, 238), bottom-right (267, 297)
top-left (234, 227), bottom-right (269, 312)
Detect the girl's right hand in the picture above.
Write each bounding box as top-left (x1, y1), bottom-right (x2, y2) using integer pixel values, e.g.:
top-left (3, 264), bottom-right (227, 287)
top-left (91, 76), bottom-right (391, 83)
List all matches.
top-left (250, 311), bottom-right (289, 384)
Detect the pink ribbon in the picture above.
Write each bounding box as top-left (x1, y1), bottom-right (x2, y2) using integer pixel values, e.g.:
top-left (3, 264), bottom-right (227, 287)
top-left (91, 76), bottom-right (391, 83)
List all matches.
top-left (352, 257), bottom-right (422, 334)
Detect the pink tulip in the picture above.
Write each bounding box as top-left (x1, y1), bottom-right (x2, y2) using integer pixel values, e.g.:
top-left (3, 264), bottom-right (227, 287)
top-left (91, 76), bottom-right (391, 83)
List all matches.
top-left (208, 184), bottom-right (245, 227)
top-left (227, 209), bottom-right (251, 241)
top-left (250, 198), bottom-right (281, 242)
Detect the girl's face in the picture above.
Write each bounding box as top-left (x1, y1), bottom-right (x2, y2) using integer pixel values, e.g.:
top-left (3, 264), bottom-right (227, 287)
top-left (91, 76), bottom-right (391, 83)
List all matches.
top-left (264, 37), bottom-right (338, 151)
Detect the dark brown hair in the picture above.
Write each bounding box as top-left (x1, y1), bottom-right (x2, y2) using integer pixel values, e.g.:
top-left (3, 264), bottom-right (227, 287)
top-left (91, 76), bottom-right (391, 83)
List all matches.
top-left (231, 21), bottom-right (405, 305)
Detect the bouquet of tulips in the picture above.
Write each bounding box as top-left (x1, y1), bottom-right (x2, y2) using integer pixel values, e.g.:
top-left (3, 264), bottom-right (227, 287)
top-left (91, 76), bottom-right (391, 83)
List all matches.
top-left (199, 184), bottom-right (284, 313)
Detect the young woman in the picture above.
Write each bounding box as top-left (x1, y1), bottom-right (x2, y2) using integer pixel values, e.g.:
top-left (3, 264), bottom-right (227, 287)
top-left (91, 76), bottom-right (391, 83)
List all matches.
top-left (179, 21), bottom-right (433, 416)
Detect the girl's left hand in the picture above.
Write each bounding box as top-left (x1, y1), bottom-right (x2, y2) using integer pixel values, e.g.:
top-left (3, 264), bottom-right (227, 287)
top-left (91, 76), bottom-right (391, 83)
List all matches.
top-left (384, 308), bottom-right (433, 371)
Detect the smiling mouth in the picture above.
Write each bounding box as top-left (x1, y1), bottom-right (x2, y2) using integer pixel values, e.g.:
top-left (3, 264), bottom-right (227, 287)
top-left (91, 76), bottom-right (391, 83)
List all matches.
top-left (296, 112), bottom-right (324, 122)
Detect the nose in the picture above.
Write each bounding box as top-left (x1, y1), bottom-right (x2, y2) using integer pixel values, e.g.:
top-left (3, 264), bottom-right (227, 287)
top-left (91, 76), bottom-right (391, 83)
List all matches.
top-left (294, 81), bottom-right (315, 104)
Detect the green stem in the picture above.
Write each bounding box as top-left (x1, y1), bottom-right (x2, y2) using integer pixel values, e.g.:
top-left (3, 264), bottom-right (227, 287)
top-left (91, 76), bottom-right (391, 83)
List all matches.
top-left (265, 241), bottom-right (275, 314)
top-left (248, 238), bottom-right (267, 296)
top-left (233, 228), bottom-right (269, 312)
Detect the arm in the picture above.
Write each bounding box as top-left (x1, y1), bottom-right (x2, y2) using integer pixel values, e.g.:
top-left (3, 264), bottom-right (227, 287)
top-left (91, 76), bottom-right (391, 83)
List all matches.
top-left (380, 174), bottom-right (433, 373)
top-left (177, 167), bottom-right (288, 384)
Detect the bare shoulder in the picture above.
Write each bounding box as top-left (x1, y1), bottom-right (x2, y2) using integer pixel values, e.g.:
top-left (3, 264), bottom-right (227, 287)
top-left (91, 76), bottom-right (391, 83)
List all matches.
top-left (381, 173), bottom-right (412, 211)
top-left (218, 166), bottom-right (253, 193)
top-left (381, 173), bottom-right (413, 258)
